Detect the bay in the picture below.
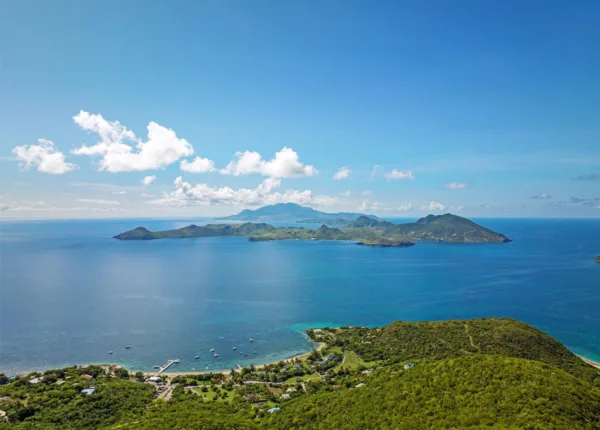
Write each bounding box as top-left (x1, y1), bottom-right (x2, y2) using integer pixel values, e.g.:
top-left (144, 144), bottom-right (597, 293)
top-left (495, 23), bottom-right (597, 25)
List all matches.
top-left (1, 218), bottom-right (599, 374)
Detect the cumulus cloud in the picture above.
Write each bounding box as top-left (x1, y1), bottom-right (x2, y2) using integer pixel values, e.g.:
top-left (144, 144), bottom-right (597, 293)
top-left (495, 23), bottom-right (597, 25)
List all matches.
top-left (445, 182), bottom-right (468, 189)
top-left (220, 147), bottom-right (317, 178)
top-left (76, 199), bottom-right (120, 205)
top-left (333, 166), bottom-right (351, 180)
top-left (420, 201), bottom-right (446, 212)
top-left (531, 192), bottom-right (551, 199)
top-left (12, 139), bottom-right (77, 174)
top-left (141, 175), bottom-right (156, 186)
top-left (573, 173), bottom-right (600, 181)
top-left (149, 177), bottom-right (337, 208)
top-left (385, 169), bottom-right (415, 180)
top-left (180, 157), bottom-right (216, 173)
top-left (341, 190), bottom-right (351, 197)
top-left (398, 202), bottom-right (413, 212)
top-left (71, 111), bottom-right (195, 172)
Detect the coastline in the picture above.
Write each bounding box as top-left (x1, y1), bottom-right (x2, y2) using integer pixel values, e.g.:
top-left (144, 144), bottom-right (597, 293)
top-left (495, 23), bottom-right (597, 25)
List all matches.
top-left (577, 355), bottom-right (600, 370)
top-left (162, 341), bottom-right (326, 377)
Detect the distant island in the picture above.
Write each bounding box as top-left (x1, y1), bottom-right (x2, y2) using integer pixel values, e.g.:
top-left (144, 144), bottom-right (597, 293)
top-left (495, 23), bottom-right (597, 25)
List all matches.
top-left (114, 213), bottom-right (511, 245)
top-left (595, 255), bottom-right (600, 263)
top-left (217, 202), bottom-right (379, 225)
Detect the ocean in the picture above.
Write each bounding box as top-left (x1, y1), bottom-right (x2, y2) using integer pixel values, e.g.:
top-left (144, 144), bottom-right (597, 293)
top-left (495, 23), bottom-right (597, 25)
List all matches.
top-left (1, 217), bottom-right (599, 374)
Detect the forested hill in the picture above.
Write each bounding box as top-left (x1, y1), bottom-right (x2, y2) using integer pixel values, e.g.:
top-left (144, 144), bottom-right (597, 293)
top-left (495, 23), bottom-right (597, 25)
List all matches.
top-left (1, 318), bottom-right (599, 429)
top-left (113, 213), bottom-right (510, 244)
top-left (217, 203), bottom-right (378, 224)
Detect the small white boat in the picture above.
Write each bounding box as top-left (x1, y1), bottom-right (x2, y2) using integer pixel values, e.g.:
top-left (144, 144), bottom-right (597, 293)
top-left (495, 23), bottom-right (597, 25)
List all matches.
top-left (253, 351), bottom-right (257, 354)
top-left (232, 347), bottom-right (237, 350)
top-left (130, 366), bottom-right (134, 369)
top-left (214, 353), bottom-right (220, 358)
top-left (210, 348), bottom-right (215, 352)
top-left (195, 356), bottom-right (200, 359)
top-left (153, 365), bottom-right (160, 369)
top-left (125, 346), bottom-right (131, 349)
top-left (108, 351), bottom-right (113, 354)
top-left (249, 338), bottom-right (254, 342)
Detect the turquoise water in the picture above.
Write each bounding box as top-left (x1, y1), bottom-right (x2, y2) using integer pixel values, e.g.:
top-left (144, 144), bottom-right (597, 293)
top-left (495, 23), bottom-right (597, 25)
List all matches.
top-left (1, 218), bottom-right (599, 374)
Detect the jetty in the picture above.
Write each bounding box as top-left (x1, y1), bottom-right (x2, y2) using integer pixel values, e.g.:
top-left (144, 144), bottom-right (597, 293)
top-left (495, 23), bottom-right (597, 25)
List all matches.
top-left (153, 359), bottom-right (180, 376)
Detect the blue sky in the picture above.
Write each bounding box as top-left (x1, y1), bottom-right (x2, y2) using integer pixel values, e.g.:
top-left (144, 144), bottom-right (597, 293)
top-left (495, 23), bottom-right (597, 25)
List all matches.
top-left (1, 0), bottom-right (599, 218)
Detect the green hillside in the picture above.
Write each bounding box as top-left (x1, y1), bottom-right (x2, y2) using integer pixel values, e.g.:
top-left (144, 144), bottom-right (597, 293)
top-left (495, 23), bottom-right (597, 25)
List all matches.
top-left (267, 355), bottom-right (600, 430)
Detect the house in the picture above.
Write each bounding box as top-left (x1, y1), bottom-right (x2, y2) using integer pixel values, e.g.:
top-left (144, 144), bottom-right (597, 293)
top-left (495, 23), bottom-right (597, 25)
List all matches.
top-left (267, 407), bottom-right (281, 413)
top-left (286, 388), bottom-right (296, 393)
top-left (81, 374), bottom-right (93, 380)
top-left (29, 377), bottom-right (41, 384)
top-left (403, 363), bottom-right (416, 370)
top-left (81, 387), bottom-right (96, 395)
top-left (148, 376), bottom-right (162, 383)
top-left (281, 394), bottom-right (291, 400)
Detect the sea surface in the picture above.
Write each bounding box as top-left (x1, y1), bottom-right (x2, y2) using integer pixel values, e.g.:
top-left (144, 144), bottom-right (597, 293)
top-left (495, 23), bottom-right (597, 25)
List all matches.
top-left (1, 217), bottom-right (599, 374)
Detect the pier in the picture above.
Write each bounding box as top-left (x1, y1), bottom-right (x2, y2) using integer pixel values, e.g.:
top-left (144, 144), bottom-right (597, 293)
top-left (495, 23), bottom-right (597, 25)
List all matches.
top-left (154, 359), bottom-right (180, 376)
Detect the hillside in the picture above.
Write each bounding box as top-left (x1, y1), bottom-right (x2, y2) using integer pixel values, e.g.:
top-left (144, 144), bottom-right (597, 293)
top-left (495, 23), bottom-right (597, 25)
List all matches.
top-left (267, 355), bottom-right (600, 429)
top-left (114, 213), bottom-right (509, 244)
top-left (324, 318), bottom-right (599, 383)
top-left (217, 203), bottom-right (378, 224)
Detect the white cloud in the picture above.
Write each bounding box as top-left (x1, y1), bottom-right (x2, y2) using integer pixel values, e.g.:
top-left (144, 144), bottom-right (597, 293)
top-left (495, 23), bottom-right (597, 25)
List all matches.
top-left (531, 192), bottom-right (551, 199)
top-left (361, 190), bottom-right (372, 196)
top-left (76, 199), bottom-right (120, 205)
top-left (333, 166), bottom-right (351, 180)
top-left (220, 147), bottom-right (317, 178)
top-left (150, 177), bottom-right (337, 208)
top-left (369, 165), bottom-right (379, 180)
top-left (385, 169), bottom-right (415, 180)
top-left (341, 190), bottom-right (351, 197)
top-left (113, 190), bottom-right (127, 195)
top-left (445, 182), bottom-right (468, 189)
top-left (12, 139), bottom-right (77, 174)
top-left (142, 193), bottom-right (154, 198)
top-left (180, 157), bottom-right (216, 173)
top-left (398, 203), bottom-right (413, 212)
top-left (420, 201), bottom-right (446, 212)
top-left (71, 111), bottom-right (195, 172)
top-left (141, 175), bottom-right (156, 186)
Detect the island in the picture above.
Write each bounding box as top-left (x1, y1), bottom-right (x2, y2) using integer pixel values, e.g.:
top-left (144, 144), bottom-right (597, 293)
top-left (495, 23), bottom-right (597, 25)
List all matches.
top-left (217, 202), bottom-right (379, 224)
top-left (114, 213), bottom-right (511, 245)
top-left (595, 255), bottom-right (600, 263)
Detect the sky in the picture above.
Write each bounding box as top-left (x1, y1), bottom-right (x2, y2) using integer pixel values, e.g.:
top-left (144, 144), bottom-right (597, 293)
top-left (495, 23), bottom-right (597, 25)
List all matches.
top-left (1, 0), bottom-right (599, 219)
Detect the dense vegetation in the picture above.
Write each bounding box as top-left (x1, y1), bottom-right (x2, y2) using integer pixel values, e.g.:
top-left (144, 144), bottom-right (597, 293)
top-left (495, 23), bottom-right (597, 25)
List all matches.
top-left (217, 202), bottom-right (378, 224)
top-left (1, 318), bottom-right (598, 429)
top-left (114, 213), bottom-right (509, 244)
top-left (267, 355), bottom-right (600, 429)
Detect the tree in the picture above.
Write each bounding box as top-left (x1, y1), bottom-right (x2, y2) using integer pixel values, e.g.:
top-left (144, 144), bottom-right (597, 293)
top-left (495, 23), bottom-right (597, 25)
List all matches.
top-left (115, 368), bottom-right (129, 379)
top-left (135, 371), bottom-right (145, 381)
top-left (0, 373), bottom-right (9, 385)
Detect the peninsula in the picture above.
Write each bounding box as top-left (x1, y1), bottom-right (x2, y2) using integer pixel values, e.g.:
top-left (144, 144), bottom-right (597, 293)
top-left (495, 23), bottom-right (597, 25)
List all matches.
top-left (114, 213), bottom-right (511, 245)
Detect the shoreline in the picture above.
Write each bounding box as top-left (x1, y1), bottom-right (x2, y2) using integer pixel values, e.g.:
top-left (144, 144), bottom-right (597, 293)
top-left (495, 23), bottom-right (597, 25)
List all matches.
top-left (4, 343), bottom-right (599, 377)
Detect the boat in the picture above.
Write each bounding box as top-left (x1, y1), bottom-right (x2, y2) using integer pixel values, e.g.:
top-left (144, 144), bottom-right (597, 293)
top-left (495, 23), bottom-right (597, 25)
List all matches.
top-left (244, 354), bottom-right (248, 357)
top-left (249, 338), bottom-right (254, 342)
top-left (210, 348), bottom-right (215, 352)
top-left (253, 351), bottom-right (257, 354)
top-left (232, 347), bottom-right (237, 350)
top-left (108, 351), bottom-right (113, 354)
top-left (195, 356), bottom-right (200, 359)
top-left (153, 365), bottom-right (160, 369)
top-left (214, 353), bottom-right (220, 358)
top-left (239, 352), bottom-right (243, 354)
top-left (125, 346), bottom-right (131, 349)
top-left (130, 366), bottom-right (134, 369)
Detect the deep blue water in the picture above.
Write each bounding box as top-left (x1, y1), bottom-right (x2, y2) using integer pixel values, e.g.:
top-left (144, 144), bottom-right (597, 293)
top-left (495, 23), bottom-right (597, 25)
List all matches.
top-left (1, 218), bottom-right (599, 375)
